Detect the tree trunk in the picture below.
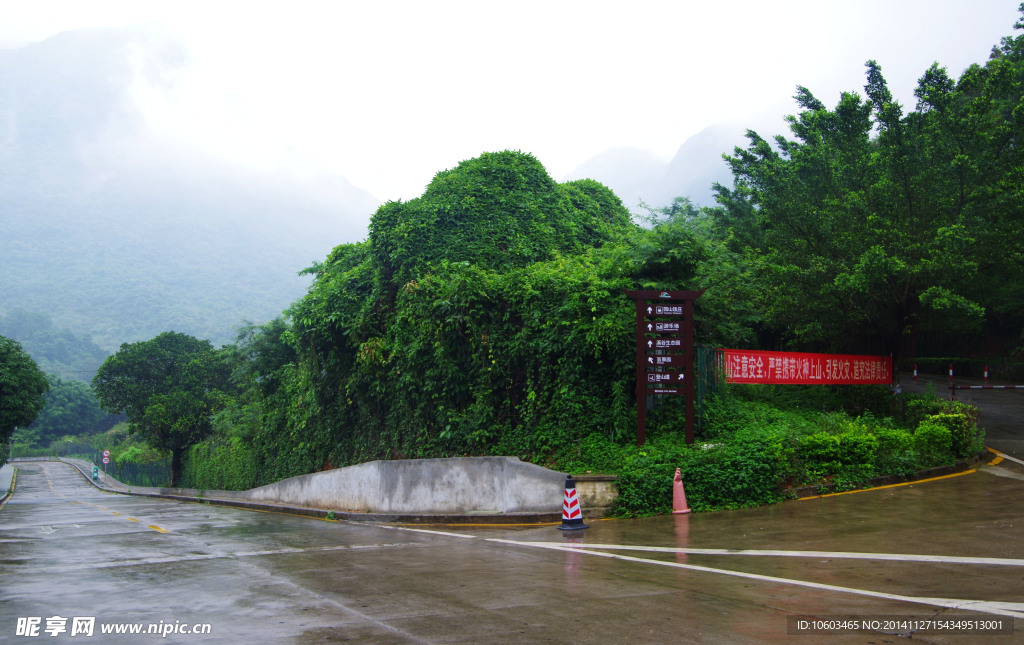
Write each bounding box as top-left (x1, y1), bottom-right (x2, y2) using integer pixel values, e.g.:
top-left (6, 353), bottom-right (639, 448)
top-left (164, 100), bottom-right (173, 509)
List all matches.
top-left (170, 448), bottom-right (182, 488)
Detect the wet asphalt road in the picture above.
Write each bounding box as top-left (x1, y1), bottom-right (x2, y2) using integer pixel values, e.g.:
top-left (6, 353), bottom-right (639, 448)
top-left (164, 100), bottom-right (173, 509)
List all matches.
top-left (2, 457), bottom-right (1024, 644)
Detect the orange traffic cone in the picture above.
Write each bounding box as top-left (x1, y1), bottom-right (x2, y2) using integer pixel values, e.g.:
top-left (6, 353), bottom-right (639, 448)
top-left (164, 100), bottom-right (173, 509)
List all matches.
top-left (673, 468), bottom-right (691, 514)
top-left (557, 475), bottom-right (589, 531)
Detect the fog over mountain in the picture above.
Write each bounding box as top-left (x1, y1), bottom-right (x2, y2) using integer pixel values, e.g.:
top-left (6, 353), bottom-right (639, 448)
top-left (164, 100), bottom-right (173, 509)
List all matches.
top-left (0, 25), bottom-right (782, 353)
top-left (565, 119), bottom-right (788, 214)
top-left (0, 27), bottom-right (380, 351)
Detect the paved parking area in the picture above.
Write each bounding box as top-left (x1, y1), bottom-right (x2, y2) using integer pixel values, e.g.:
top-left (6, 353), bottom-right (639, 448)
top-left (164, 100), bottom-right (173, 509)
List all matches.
top-left (2, 458), bottom-right (1023, 643)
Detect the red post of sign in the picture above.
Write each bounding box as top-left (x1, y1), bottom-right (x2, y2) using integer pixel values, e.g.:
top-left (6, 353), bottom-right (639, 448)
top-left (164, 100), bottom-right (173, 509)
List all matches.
top-left (624, 290), bottom-right (703, 446)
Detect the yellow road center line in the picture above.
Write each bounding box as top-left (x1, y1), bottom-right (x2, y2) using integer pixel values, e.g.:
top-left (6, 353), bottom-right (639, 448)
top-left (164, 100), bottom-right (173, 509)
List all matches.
top-left (147, 525), bottom-right (169, 533)
top-left (798, 470), bottom-right (975, 500)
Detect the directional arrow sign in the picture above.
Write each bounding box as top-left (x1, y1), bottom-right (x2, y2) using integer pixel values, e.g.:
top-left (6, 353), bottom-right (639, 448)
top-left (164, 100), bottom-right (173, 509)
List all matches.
top-left (626, 289), bottom-right (702, 446)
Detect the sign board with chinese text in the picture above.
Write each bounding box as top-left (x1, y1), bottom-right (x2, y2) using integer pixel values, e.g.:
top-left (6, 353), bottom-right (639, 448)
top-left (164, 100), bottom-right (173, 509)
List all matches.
top-left (648, 355), bottom-right (684, 367)
top-left (721, 349), bottom-right (892, 385)
top-left (624, 289), bottom-right (704, 446)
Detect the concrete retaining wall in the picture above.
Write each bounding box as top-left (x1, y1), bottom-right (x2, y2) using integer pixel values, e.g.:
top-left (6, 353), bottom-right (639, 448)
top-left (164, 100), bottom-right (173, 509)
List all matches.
top-left (245, 457), bottom-right (567, 514)
top-left (32, 457), bottom-right (613, 521)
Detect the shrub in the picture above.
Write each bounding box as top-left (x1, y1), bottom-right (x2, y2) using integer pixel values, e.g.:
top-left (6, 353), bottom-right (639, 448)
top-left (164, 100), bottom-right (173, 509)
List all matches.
top-left (925, 412), bottom-right (982, 459)
top-left (796, 432), bottom-right (843, 480)
top-left (913, 421), bottom-right (953, 468)
top-left (115, 445), bottom-right (145, 465)
top-left (611, 465), bottom-right (677, 516)
top-left (838, 431), bottom-right (878, 466)
top-left (903, 393), bottom-right (948, 429)
top-left (683, 441), bottom-right (788, 510)
top-left (607, 426), bottom-right (790, 516)
top-left (557, 432), bottom-right (624, 475)
top-left (872, 427), bottom-right (916, 476)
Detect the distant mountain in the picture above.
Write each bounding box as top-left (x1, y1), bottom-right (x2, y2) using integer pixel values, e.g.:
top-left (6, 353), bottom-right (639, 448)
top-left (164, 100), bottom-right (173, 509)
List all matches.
top-left (0, 27), bottom-right (380, 350)
top-left (565, 121), bottom-right (777, 214)
top-left (0, 309), bottom-right (107, 382)
top-left (564, 147), bottom-right (668, 214)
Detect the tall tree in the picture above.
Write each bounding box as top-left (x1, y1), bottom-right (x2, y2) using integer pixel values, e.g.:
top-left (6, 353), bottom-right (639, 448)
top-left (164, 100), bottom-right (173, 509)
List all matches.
top-left (0, 335), bottom-right (50, 461)
top-left (714, 63), bottom-right (986, 359)
top-left (92, 332), bottom-right (229, 485)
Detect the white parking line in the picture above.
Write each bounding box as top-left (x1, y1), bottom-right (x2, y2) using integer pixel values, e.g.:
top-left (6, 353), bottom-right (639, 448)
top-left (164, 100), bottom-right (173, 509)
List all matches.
top-left (489, 539), bottom-right (1024, 620)
top-left (507, 542), bottom-right (1024, 567)
top-left (385, 526), bottom-right (477, 539)
top-left (989, 448), bottom-right (1024, 468)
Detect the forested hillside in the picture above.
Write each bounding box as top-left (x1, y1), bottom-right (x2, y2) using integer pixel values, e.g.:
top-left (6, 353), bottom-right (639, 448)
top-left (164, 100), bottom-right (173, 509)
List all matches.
top-left (172, 13), bottom-right (1024, 498)
top-left (0, 310), bottom-right (107, 381)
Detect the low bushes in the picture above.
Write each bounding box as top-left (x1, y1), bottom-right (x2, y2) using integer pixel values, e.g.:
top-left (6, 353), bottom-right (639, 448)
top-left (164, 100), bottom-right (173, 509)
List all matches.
top-left (562, 386), bottom-right (985, 516)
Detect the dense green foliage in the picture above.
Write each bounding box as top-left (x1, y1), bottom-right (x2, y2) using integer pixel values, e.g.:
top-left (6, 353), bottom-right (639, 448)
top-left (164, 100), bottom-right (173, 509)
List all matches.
top-left (714, 37), bottom-right (1024, 358)
top-left (12, 426), bottom-right (172, 488)
top-left (18, 376), bottom-right (120, 446)
top-left (91, 332), bottom-right (230, 485)
top-left (0, 311), bottom-right (120, 452)
top-left (0, 335), bottom-right (49, 464)
top-left (557, 386), bottom-right (983, 516)
top-left (197, 151), bottom-right (742, 487)
top-left (179, 13), bottom-right (1023, 514)
top-left (0, 310), bottom-right (108, 382)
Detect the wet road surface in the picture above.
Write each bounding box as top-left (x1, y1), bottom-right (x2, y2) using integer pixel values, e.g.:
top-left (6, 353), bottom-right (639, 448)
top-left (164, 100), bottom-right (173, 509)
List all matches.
top-left (2, 459), bottom-right (1024, 643)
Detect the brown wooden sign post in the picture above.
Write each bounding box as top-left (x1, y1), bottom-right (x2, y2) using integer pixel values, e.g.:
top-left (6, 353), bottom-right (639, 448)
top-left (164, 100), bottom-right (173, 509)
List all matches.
top-left (624, 290), bottom-right (703, 446)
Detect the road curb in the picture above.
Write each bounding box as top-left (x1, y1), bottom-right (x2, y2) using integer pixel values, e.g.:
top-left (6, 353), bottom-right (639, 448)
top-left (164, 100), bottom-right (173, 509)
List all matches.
top-left (0, 466), bottom-right (16, 511)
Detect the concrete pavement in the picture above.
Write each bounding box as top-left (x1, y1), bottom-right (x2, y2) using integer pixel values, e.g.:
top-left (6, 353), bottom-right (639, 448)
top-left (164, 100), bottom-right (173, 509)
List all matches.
top-left (3, 458), bottom-right (1023, 642)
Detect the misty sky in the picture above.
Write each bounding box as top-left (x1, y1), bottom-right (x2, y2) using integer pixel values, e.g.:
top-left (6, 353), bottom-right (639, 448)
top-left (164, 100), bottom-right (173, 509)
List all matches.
top-left (2, 0), bottom-right (1022, 203)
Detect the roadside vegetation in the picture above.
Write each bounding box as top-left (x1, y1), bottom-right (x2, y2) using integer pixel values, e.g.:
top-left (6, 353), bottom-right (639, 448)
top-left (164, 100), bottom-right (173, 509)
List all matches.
top-left (6, 10), bottom-right (1024, 510)
top-left (559, 383), bottom-right (983, 516)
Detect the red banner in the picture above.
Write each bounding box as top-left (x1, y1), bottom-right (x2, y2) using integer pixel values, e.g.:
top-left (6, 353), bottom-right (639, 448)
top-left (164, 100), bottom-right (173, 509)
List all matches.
top-left (721, 350), bottom-right (892, 385)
